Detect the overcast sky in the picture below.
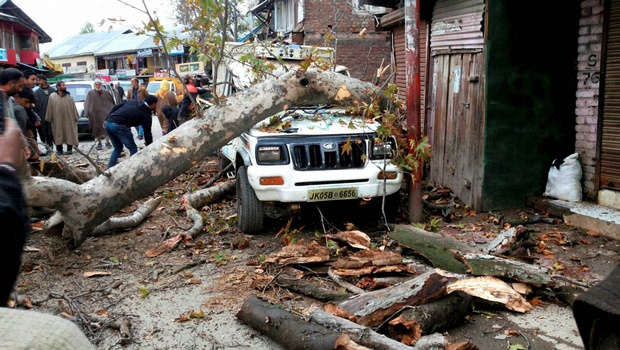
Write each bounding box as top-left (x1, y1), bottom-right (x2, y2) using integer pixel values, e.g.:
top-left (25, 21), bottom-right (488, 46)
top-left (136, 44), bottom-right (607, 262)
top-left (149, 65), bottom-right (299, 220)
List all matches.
top-left (12, 0), bottom-right (176, 53)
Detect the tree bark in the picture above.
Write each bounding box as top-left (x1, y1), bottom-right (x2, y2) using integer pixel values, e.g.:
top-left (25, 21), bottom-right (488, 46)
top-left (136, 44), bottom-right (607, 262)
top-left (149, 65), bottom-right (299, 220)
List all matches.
top-left (453, 252), bottom-right (553, 286)
top-left (308, 306), bottom-right (420, 350)
top-left (324, 269), bottom-right (459, 327)
top-left (236, 295), bottom-right (367, 350)
top-left (386, 291), bottom-right (473, 345)
top-left (481, 225), bottom-right (528, 255)
top-left (25, 70), bottom-right (379, 247)
top-left (183, 180), bottom-right (235, 237)
top-left (91, 197), bottom-right (162, 236)
top-left (276, 267), bottom-right (351, 301)
top-left (388, 225), bottom-right (472, 274)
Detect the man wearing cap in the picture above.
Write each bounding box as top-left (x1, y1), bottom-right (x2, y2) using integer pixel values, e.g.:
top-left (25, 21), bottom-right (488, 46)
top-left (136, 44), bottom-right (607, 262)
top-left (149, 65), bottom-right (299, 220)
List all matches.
top-left (84, 80), bottom-right (115, 150)
top-left (104, 95), bottom-right (157, 168)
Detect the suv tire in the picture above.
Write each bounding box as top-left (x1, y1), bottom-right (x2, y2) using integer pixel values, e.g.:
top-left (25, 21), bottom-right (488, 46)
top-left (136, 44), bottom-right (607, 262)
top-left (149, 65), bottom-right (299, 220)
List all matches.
top-left (236, 166), bottom-right (264, 233)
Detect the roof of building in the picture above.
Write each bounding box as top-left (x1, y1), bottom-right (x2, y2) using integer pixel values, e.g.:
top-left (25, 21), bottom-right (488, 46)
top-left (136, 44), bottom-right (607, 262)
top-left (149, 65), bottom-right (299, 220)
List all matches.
top-left (0, 0), bottom-right (52, 43)
top-left (46, 30), bottom-right (132, 59)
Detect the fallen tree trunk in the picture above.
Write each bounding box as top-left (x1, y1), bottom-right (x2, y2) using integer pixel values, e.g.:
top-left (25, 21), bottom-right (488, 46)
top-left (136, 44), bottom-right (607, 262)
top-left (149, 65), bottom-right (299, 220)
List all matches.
top-left (236, 295), bottom-right (368, 350)
top-left (453, 252), bottom-right (553, 286)
top-left (24, 70), bottom-right (381, 247)
top-left (388, 225), bottom-right (472, 274)
top-left (386, 291), bottom-right (473, 345)
top-left (324, 269), bottom-right (459, 327)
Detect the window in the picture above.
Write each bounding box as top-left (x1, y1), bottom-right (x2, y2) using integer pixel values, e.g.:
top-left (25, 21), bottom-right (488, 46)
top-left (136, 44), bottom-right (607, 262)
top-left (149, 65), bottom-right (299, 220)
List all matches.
top-left (62, 62), bottom-right (71, 67)
top-left (273, 0), bottom-right (303, 33)
top-left (352, 0), bottom-right (387, 15)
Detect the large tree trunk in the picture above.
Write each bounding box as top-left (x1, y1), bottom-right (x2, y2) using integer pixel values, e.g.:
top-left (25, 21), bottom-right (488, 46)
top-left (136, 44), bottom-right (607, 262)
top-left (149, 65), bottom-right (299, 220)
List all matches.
top-left (24, 70), bottom-right (378, 247)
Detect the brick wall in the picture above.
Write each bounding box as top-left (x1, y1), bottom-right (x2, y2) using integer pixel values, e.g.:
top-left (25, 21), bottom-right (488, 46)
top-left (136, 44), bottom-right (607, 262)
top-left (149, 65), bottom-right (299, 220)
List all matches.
top-left (576, 0), bottom-right (604, 199)
top-left (302, 0), bottom-right (391, 83)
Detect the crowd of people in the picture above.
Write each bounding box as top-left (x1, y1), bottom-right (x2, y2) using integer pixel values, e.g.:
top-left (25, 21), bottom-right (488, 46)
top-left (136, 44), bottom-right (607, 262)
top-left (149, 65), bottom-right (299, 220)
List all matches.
top-left (0, 70), bottom-right (212, 170)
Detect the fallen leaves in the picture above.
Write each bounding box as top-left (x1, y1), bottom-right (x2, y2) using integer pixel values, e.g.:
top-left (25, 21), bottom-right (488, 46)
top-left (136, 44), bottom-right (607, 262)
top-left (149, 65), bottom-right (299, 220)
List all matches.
top-left (174, 308), bottom-right (205, 322)
top-left (138, 285), bottom-right (150, 298)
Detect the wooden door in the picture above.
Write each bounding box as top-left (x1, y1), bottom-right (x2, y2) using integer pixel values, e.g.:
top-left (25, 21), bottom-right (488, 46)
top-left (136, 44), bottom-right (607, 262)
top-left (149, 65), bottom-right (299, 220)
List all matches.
top-left (428, 52), bottom-right (484, 209)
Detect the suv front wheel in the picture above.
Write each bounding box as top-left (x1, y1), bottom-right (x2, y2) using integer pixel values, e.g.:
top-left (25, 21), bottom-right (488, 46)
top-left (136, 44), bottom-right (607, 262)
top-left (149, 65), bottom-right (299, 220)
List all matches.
top-left (236, 165), bottom-right (264, 233)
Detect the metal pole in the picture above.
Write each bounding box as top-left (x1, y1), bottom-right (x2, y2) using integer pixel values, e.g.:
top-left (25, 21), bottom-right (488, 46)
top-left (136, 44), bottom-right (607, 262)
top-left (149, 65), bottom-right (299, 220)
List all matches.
top-left (405, 0), bottom-right (423, 223)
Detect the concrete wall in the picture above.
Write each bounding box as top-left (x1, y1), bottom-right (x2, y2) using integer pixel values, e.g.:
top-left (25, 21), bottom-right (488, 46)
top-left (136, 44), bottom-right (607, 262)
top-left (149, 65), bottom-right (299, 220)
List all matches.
top-left (576, 0), bottom-right (605, 200)
top-left (302, 0), bottom-right (391, 83)
top-left (54, 55), bottom-right (96, 75)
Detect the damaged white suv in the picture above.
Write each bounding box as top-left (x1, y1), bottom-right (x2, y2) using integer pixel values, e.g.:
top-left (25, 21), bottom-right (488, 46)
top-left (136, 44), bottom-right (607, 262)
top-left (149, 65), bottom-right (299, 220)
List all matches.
top-left (221, 105), bottom-right (404, 233)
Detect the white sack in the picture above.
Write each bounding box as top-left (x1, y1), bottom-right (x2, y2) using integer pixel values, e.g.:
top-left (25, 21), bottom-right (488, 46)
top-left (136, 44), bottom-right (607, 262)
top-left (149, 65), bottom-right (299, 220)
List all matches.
top-left (543, 153), bottom-right (582, 202)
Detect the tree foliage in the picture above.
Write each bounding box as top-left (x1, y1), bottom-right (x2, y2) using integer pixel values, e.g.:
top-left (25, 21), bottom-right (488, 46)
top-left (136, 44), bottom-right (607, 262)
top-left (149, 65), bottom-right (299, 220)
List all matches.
top-left (79, 22), bottom-right (95, 34)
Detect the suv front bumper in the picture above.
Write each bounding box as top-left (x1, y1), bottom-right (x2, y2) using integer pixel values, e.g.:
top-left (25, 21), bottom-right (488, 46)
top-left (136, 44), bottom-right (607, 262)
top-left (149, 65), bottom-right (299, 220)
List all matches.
top-left (246, 161), bottom-right (403, 203)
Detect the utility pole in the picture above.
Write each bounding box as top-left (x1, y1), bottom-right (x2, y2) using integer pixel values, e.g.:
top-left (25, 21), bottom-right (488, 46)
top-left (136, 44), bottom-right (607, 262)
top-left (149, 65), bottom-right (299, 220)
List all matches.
top-left (405, 0), bottom-right (423, 223)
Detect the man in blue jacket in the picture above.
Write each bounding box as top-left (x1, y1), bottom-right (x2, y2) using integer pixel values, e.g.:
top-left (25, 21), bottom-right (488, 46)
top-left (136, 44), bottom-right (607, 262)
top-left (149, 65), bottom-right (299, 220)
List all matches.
top-left (104, 95), bottom-right (157, 168)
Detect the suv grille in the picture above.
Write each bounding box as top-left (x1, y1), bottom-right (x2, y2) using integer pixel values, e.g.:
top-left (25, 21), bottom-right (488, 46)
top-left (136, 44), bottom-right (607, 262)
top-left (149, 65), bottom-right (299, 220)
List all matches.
top-left (291, 138), bottom-right (367, 170)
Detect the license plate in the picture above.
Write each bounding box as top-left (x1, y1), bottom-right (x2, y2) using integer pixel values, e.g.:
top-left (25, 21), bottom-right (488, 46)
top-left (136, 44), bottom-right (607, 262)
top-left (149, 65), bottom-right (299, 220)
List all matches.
top-left (308, 188), bottom-right (358, 202)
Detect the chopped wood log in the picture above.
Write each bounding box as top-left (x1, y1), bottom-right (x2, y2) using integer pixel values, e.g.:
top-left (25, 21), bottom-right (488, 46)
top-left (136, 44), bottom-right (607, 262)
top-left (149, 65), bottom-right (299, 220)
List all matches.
top-left (275, 267), bottom-right (351, 301)
top-left (446, 276), bottom-right (532, 313)
top-left (308, 306), bottom-right (420, 350)
top-left (265, 240), bottom-right (330, 265)
top-left (482, 225), bottom-right (528, 255)
top-left (236, 295), bottom-right (368, 350)
top-left (91, 197), bottom-right (162, 236)
top-left (386, 291), bottom-right (473, 345)
top-left (324, 269), bottom-right (459, 327)
top-left (453, 252), bottom-right (553, 286)
top-left (326, 230), bottom-right (371, 249)
top-left (389, 225), bottom-right (471, 274)
top-left (330, 249), bottom-right (415, 276)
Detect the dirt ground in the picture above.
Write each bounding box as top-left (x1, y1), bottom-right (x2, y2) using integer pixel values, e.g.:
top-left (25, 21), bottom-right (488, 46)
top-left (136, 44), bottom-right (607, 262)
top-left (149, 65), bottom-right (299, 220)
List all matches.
top-left (14, 152), bottom-right (620, 350)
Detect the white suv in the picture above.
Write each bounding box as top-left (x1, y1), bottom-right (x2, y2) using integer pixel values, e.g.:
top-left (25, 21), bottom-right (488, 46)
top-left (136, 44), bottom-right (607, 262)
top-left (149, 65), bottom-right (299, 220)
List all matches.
top-left (221, 105), bottom-right (403, 233)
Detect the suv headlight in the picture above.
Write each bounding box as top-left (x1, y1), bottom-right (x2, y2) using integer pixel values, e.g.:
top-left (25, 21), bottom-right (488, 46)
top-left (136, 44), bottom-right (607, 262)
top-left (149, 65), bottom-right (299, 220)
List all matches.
top-left (371, 138), bottom-right (396, 159)
top-left (257, 145), bottom-right (285, 163)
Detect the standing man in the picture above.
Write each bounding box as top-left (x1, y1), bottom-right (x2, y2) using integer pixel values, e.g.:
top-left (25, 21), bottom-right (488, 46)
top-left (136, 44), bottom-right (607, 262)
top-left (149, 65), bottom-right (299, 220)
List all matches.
top-left (105, 95), bottom-right (157, 168)
top-left (34, 75), bottom-right (55, 150)
top-left (21, 70), bottom-right (41, 158)
top-left (115, 82), bottom-right (125, 102)
top-left (125, 77), bottom-right (147, 140)
top-left (0, 68), bottom-right (25, 120)
top-left (109, 83), bottom-right (121, 105)
top-left (84, 80), bottom-right (115, 150)
top-left (45, 81), bottom-right (79, 155)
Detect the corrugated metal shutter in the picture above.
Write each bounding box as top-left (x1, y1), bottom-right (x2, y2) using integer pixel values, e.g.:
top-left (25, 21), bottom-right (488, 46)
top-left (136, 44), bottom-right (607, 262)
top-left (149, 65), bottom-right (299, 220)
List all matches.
top-left (394, 20), bottom-right (428, 122)
top-left (601, 0), bottom-right (620, 189)
top-left (430, 0), bottom-right (484, 55)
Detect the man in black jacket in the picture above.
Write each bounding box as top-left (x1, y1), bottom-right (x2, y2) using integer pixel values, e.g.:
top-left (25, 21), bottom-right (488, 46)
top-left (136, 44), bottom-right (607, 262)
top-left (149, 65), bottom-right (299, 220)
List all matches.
top-left (104, 95), bottom-right (157, 168)
top-left (0, 117), bottom-right (28, 306)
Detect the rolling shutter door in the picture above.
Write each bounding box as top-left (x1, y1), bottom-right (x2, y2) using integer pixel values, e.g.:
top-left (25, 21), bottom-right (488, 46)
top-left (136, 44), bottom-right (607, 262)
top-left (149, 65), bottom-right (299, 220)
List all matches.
top-left (601, 0), bottom-right (620, 189)
top-left (394, 20), bottom-right (428, 124)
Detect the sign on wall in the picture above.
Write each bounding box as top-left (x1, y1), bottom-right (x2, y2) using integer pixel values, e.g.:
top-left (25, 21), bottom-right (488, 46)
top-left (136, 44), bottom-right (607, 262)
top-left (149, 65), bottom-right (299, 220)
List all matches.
top-left (0, 49), bottom-right (7, 62)
top-left (175, 61), bottom-right (204, 75)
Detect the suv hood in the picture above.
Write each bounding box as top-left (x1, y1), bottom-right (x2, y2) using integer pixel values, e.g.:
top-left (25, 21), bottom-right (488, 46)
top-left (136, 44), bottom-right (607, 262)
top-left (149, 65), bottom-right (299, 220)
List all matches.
top-left (246, 109), bottom-right (380, 137)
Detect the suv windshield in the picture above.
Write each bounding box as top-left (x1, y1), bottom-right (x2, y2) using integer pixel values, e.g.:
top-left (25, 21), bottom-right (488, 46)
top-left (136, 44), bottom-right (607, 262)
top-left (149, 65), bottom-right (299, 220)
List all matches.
top-left (64, 84), bottom-right (92, 102)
